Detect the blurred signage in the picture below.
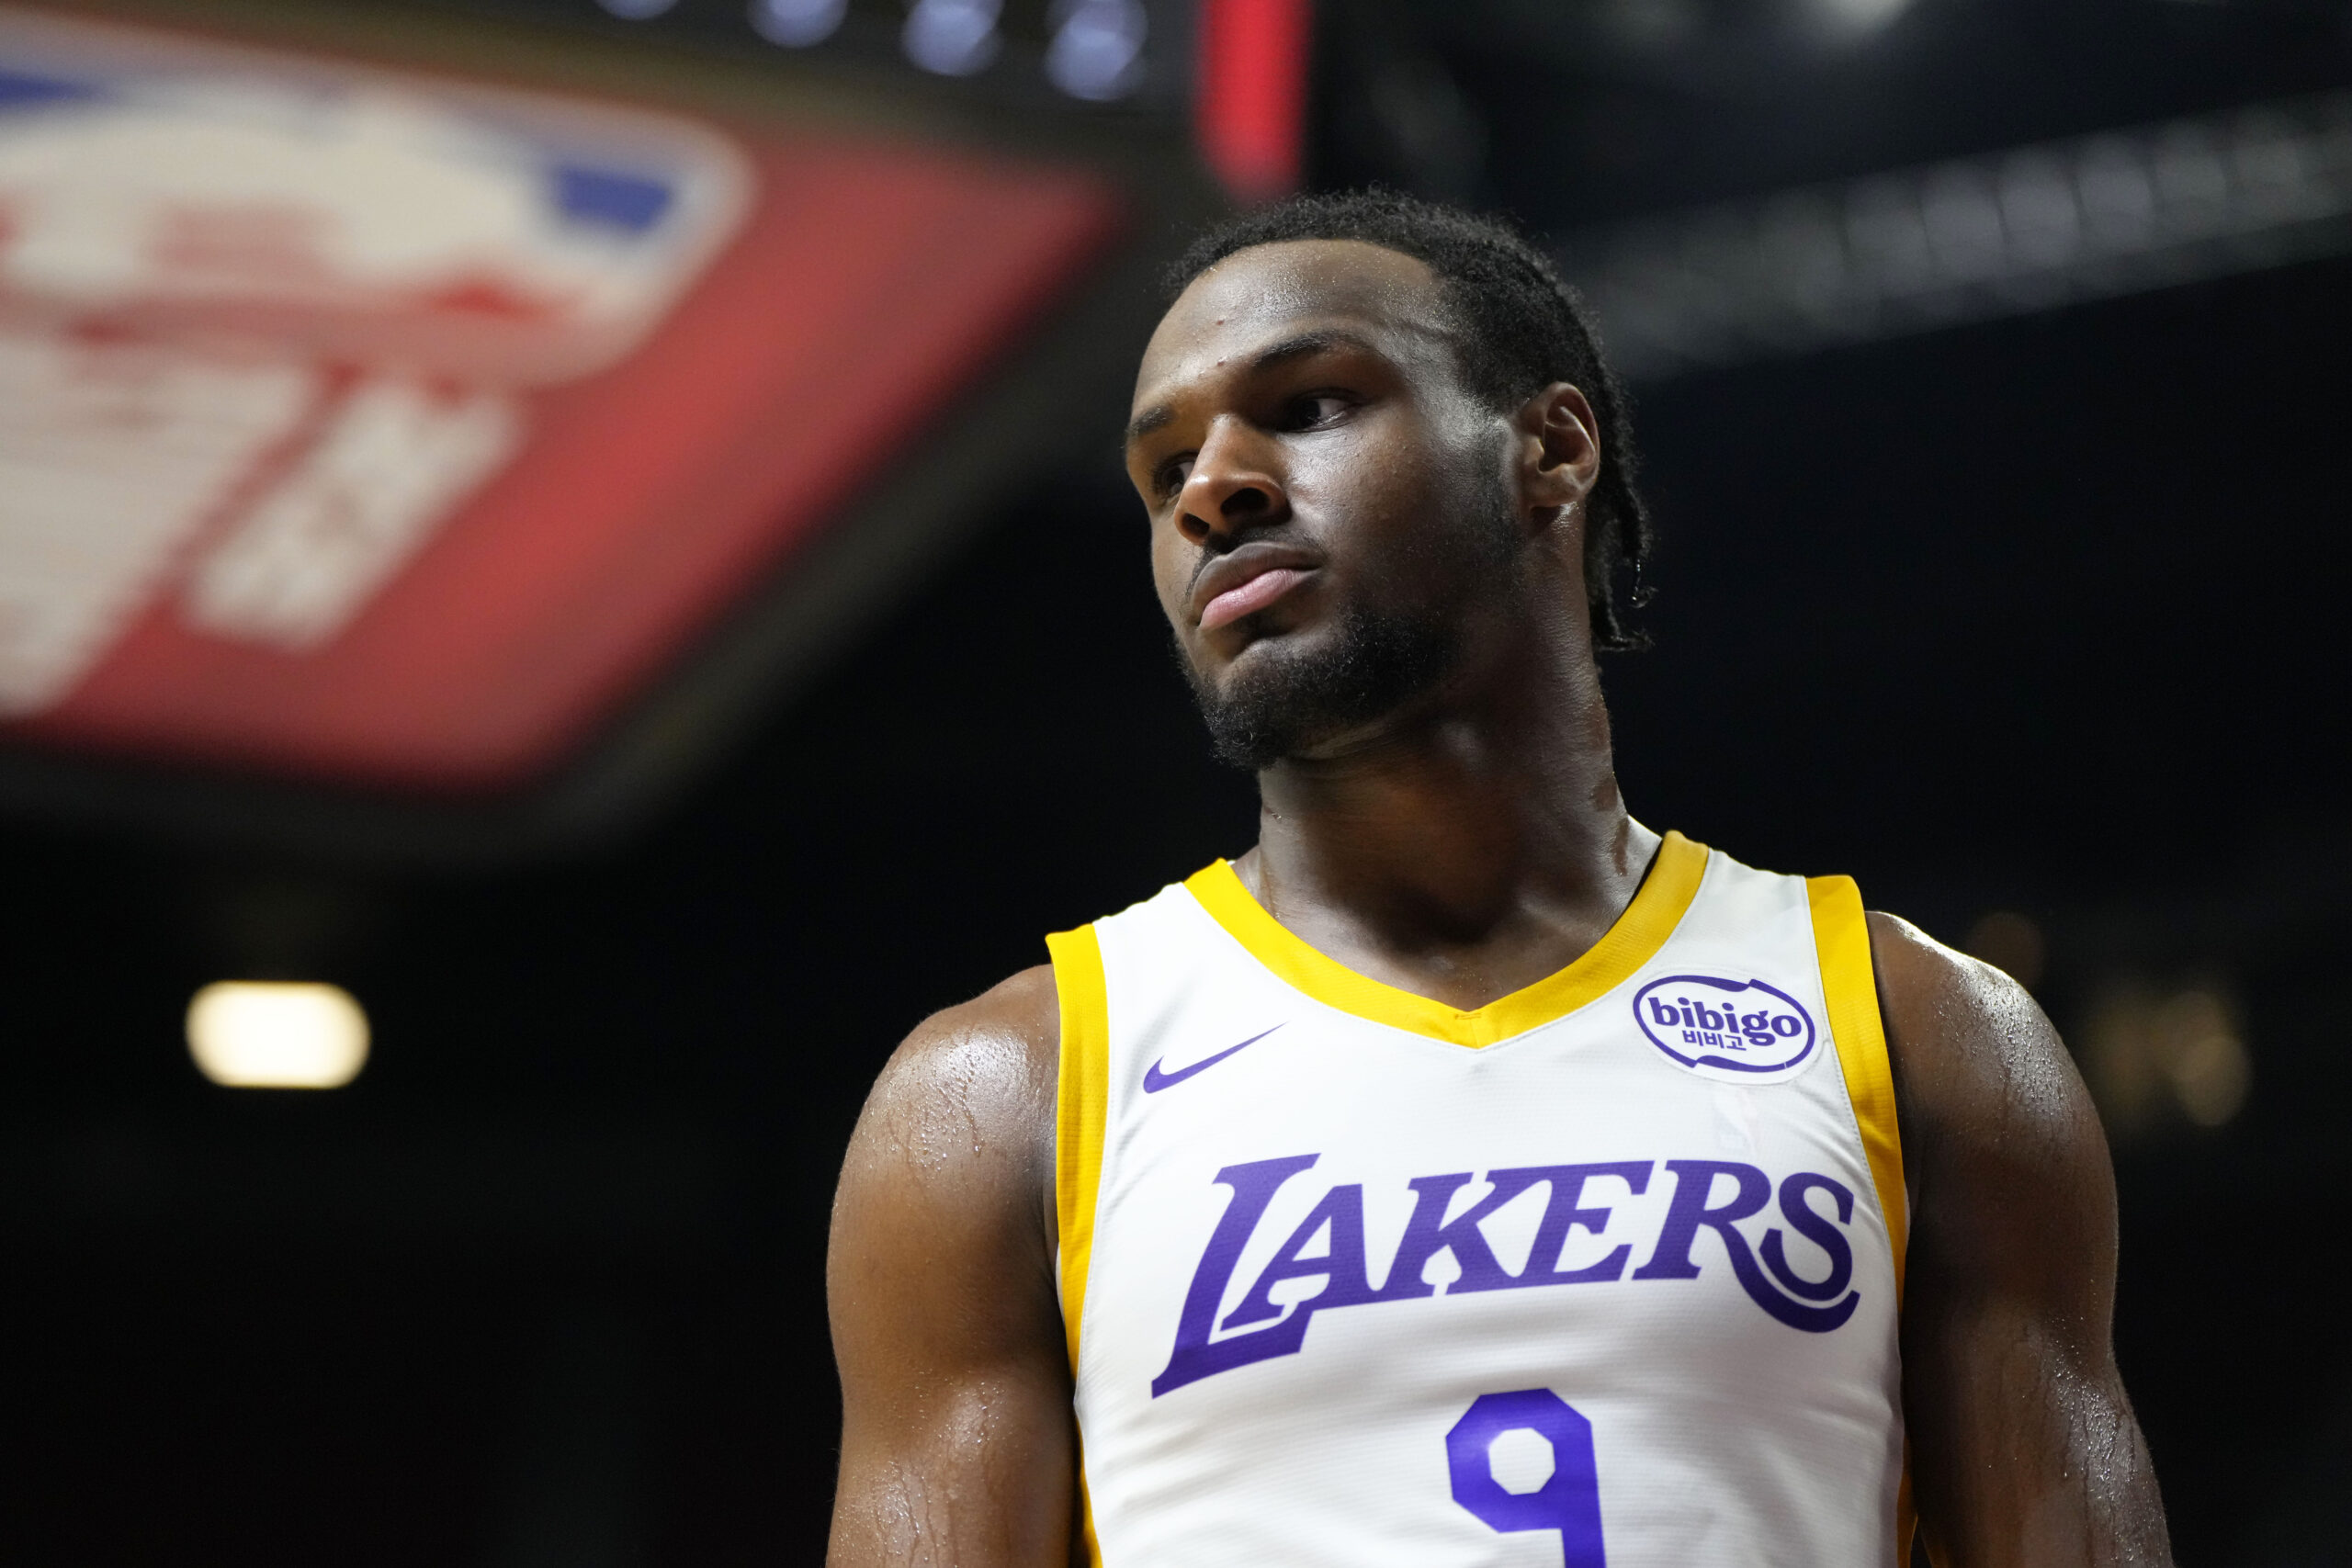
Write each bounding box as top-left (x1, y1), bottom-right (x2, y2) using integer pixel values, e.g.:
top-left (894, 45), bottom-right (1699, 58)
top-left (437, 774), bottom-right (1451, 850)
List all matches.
top-left (1193, 0), bottom-right (1308, 202)
top-left (0, 6), bottom-right (1119, 792)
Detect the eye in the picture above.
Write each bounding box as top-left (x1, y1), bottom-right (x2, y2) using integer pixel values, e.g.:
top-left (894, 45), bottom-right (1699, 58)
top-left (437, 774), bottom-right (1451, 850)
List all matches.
top-left (1152, 454), bottom-right (1193, 499)
top-left (1279, 391), bottom-right (1355, 431)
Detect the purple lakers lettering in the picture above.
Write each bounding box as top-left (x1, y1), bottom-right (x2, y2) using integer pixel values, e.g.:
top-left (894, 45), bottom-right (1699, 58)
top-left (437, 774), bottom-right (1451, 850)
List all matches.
top-left (1152, 1155), bottom-right (1861, 1397)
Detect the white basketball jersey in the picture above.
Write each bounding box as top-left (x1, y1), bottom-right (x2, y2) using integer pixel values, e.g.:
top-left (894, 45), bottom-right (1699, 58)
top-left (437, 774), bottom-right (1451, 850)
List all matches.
top-left (1046, 831), bottom-right (1913, 1568)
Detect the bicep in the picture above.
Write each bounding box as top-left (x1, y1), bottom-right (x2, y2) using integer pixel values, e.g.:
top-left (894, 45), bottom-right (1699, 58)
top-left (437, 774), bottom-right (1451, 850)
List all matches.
top-left (827, 983), bottom-right (1076, 1568)
top-left (1874, 914), bottom-right (2171, 1567)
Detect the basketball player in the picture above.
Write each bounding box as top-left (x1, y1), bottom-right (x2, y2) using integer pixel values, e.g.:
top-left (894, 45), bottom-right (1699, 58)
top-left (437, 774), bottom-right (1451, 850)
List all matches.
top-left (825, 192), bottom-right (2172, 1566)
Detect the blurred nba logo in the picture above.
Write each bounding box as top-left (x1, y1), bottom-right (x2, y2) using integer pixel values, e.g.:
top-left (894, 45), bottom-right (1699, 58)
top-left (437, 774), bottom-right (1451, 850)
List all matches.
top-left (0, 7), bottom-right (752, 711)
top-left (0, 9), bottom-right (752, 381)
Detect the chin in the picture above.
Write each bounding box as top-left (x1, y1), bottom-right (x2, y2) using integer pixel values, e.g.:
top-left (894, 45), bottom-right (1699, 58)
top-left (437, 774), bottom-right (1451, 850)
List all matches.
top-left (1182, 606), bottom-right (1457, 773)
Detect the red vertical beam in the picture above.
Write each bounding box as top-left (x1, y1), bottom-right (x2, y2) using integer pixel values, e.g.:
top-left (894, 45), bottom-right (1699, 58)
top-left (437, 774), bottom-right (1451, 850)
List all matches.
top-left (1194, 0), bottom-right (1312, 205)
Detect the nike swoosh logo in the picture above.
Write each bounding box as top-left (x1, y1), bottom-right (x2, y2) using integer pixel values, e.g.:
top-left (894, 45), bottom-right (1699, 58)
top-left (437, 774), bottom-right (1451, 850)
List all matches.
top-left (1143, 1025), bottom-right (1283, 1094)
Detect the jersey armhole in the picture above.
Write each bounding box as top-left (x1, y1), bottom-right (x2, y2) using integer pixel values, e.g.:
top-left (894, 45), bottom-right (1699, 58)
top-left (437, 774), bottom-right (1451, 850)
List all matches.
top-left (1046, 921), bottom-right (1111, 1370)
top-left (1806, 874), bottom-right (1916, 1568)
top-left (1046, 923), bottom-right (1109, 1568)
top-left (1804, 874), bottom-right (1908, 1292)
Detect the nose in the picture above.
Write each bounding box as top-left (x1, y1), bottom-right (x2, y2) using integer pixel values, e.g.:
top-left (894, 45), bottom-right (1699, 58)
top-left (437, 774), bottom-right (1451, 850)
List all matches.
top-left (1177, 418), bottom-right (1288, 546)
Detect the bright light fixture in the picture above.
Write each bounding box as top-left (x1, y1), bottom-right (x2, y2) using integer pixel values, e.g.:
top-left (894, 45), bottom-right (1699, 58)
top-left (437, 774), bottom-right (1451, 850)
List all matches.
top-left (187, 981), bottom-right (370, 1089)
top-left (1046, 0), bottom-right (1148, 102)
top-left (904, 0), bottom-right (1002, 77)
top-left (751, 0), bottom-right (847, 47)
top-left (1811, 0), bottom-right (1913, 33)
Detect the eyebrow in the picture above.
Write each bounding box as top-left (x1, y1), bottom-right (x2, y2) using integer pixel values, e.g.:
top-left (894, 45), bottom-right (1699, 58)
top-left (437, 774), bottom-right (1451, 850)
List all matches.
top-left (1125, 328), bottom-right (1384, 446)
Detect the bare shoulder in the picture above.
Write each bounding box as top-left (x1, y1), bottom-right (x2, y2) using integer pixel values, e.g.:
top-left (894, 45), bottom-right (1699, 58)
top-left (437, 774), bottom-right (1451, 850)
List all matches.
top-left (826, 966), bottom-right (1082, 1566)
top-left (1864, 911), bottom-right (2102, 1179)
top-left (856, 964), bottom-right (1060, 1138)
top-left (1867, 910), bottom-right (2170, 1561)
top-left (1864, 909), bottom-right (2115, 1295)
top-left (839, 962), bottom-right (1062, 1220)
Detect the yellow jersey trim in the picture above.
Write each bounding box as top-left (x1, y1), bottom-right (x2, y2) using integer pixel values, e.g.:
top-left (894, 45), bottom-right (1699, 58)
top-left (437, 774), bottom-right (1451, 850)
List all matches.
top-left (1046, 924), bottom-right (1110, 1565)
top-left (1180, 830), bottom-right (1710, 1048)
top-left (1804, 873), bottom-right (1907, 1295)
top-left (1048, 922), bottom-right (1111, 1372)
top-left (1804, 874), bottom-right (1915, 1567)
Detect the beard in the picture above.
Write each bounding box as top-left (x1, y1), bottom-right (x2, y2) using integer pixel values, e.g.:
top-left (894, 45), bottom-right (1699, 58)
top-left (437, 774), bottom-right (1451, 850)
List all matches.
top-left (1182, 597), bottom-right (1462, 771)
top-left (1180, 470), bottom-right (1520, 771)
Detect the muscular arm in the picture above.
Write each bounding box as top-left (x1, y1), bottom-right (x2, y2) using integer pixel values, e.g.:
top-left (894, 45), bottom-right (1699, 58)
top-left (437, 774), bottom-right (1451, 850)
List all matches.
top-left (826, 964), bottom-right (1077, 1568)
top-left (1873, 914), bottom-right (2172, 1566)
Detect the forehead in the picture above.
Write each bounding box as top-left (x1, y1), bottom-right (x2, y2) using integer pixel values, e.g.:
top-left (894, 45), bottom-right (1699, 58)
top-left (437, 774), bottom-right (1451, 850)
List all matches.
top-left (1133, 239), bottom-right (1457, 410)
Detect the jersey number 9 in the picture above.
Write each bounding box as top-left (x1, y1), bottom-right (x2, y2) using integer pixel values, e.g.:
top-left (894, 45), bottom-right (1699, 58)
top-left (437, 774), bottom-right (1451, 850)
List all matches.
top-left (1447, 1388), bottom-right (1606, 1566)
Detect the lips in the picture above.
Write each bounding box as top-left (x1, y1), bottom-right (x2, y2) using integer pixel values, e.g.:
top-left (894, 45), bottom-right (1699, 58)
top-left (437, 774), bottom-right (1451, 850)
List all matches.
top-left (1192, 545), bottom-right (1319, 632)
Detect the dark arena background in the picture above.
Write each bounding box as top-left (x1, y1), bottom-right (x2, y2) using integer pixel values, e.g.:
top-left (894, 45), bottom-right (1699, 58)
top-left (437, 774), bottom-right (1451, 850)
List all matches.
top-left (2, 0), bottom-right (2346, 1562)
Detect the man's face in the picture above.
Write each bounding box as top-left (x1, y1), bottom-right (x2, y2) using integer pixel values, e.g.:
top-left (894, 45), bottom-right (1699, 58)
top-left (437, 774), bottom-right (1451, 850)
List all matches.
top-left (1125, 240), bottom-right (1521, 769)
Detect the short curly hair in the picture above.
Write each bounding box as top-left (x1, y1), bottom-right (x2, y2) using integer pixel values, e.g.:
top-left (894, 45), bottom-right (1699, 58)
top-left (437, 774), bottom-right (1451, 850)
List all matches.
top-left (1165, 189), bottom-right (1654, 651)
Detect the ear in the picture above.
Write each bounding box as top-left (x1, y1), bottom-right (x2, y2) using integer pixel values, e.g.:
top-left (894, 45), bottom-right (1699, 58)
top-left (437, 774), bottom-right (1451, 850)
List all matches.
top-left (1512, 381), bottom-right (1601, 526)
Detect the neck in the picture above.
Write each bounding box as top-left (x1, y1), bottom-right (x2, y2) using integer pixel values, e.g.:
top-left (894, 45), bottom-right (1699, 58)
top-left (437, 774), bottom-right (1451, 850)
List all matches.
top-left (1235, 622), bottom-right (1658, 1010)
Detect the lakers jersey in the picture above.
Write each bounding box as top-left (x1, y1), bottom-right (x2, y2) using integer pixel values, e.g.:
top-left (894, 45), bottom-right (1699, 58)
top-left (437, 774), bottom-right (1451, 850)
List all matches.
top-left (1045, 831), bottom-right (1911, 1567)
